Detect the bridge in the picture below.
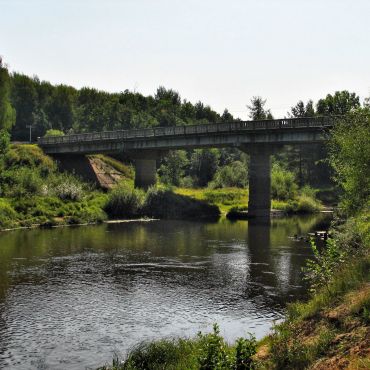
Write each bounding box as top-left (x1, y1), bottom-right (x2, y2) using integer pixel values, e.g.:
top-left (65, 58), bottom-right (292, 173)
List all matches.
top-left (38, 117), bottom-right (335, 217)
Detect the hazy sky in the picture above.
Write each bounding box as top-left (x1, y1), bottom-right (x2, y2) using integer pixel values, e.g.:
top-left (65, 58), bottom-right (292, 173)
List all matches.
top-left (1, 0), bottom-right (369, 119)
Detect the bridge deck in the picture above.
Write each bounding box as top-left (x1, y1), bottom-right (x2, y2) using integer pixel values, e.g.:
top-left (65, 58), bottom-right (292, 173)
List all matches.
top-left (38, 117), bottom-right (335, 154)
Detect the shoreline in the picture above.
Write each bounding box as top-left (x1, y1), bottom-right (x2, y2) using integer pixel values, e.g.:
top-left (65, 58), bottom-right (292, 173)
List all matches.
top-left (0, 210), bottom-right (333, 234)
top-left (0, 217), bottom-right (159, 233)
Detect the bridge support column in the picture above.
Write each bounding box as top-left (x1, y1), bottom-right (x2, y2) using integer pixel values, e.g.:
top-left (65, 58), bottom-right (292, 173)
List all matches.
top-left (128, 150), bottom-right (167, 190)
top-left (248, 149), bottom-right (271, 218)
top-left (240, 144), bottom-right (278, 218)
top-left (134, 158), bottom-right (157, 189)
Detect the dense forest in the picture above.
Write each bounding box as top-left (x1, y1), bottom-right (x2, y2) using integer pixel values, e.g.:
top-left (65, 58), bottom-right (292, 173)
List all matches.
top-left (0, 58), bottom-right (366, 189)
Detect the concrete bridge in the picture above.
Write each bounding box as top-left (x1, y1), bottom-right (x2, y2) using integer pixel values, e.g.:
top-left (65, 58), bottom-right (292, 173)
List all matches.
top-left (38, 117), bottom-right (335, 217)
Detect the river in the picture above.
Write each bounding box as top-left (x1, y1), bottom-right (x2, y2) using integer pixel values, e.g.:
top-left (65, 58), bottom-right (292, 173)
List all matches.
top-left (0, 214), bottom-right (331, 369)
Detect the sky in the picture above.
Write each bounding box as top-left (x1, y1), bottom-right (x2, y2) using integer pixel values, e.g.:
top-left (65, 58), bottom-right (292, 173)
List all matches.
top-left (1, 0), bottom-right (369, 119)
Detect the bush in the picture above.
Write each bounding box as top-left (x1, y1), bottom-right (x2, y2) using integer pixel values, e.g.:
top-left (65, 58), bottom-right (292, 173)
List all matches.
top-left (271, 164), bottom-right (298, 201)
top-left (144, 187), bottom-right (220, 220)
top-left (44, 129), bottom-right (65, 137)
top-left (0, 198), bottom-right (18, 228)
top-left (197, 324), bottom-right (232, 369)
top-left (104, 184), bottom-right (145, 218)
top-left (209, 161), bottom-right (248, 189)
top-left (234, 335), bottom-right (257, 370)
top-left (122, 339), bottom-right (195, 370)
top-left (286, 195), bottom-right (321, 214)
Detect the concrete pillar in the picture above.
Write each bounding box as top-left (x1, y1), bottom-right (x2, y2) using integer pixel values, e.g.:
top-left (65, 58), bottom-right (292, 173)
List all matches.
top-left (128, 150), bottom-right (167, 190)
top-left (248, 148), bottom-right (271, 218)
top-left (134, 158), bottom-right (157, 189)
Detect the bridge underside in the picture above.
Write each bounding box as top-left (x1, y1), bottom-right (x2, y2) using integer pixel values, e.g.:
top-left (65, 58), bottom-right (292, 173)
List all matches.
top-left (41, 118), bottom-right (332, 218)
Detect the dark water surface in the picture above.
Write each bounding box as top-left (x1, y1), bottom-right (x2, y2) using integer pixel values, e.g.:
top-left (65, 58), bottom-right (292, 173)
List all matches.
top-left (0, 215), bottom-right (331, 369)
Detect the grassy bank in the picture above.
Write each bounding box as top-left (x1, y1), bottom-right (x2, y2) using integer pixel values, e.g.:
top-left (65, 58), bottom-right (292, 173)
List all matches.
top-left (0, 145), bottom-right (220, 230)
top-left (175, 187), bottom-right (323, 215)
top-left (0, 144), bottom-right (324, 232)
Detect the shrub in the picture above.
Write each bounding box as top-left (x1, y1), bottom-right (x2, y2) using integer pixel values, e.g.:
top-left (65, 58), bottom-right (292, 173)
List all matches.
top-left (209, 161), bottom-right (248, 189)
top-left (286, 195), bottom-right (321, 214)
top-left (144, 187), bottom-right (220, 220)
top-left (235, 335), bottom-right (257, 370)
top-left (5, 144), bottom-right (55, 171)
top-left (122, 338), bottom-right (195, 370)
top-left (0, 198), bottom-right (18, 228)
top-left (271, 164), bottom-right (298, 201)
top-left (197, 324), bottom-right (232, 369)
top-left (54, 182), bottom-right (84, 201)
top-left (44, 129), bottom-right (64, 137)
top-left (104, 184), bottom-right (145, 218)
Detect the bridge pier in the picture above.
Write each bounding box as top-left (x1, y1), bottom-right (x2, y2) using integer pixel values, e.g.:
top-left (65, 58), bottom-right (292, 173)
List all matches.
top-left (129, 150), bottom-right (166, 190)
top-left (241, 145), bottom-right (278, 218)
top-left (134, 158), bottom-right (157, 189)
top-left (248, 149), bottom-right (271, 218)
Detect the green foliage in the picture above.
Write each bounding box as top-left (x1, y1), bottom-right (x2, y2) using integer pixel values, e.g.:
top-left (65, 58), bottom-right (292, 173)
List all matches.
top-left (289, 100), bottom-right (315, 118)
top-left (328, 109), bottom-right (370, 214)
top-left (159, 150), bottom-right (188, 186)
top-left (285, 195), bottom-right (322, 214)
top-left (247, 96), bottom-right (273, 120)
top-left (190, 149), bottom-right (220, 187)
top-left (144, 187), bottom-right (220, 220)
top-left (209, 161), bottom-right (248, 189)
top-left (44, 129), bottom-right (64, 137)
top-left (271, 164), bottom-right (297, 201)
top-left (9, 74), bottom-right (229, 140)
top-left (0, 198), bottom-right (18, 228)
top-left (121, 338), bottom-right (196, 370)
top-left (104, 184), bottom-right (145, 219)
top-left (317, 91), bottom-right (360, 116)
top-left (234, 335), bottom-right (257, 370)
top-left (0, 130), bottom-right (10, 155)
top-left (304, 238), bottom-right (346, 294)
top-left (4, 144), bottom-right (55, 171)
top-left (0, 58), bottom-right (16, 131)
top-left (197, 324), bottom-right (232, 369)
top-left (103, 325), bottom-right (257, 370)
top-left (269, 322), bottom-right (334, 369)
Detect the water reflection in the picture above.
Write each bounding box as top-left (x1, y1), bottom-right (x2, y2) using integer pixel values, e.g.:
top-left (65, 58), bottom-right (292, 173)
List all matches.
top-left (0, 214), bottom-right (331, 369)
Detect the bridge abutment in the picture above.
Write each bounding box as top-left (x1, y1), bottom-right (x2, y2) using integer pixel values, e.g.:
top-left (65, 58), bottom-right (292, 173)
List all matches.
top-left (52, 154), bottom-right (100, 185)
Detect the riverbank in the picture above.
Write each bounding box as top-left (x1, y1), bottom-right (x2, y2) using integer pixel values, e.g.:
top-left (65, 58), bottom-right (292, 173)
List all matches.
top-left (0, 144), bottom-right (325, 232)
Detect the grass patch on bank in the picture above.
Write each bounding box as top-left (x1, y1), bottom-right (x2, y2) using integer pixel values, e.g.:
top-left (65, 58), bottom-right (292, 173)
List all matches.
top-left (175, 187), bottom-right (248, 214)
top-left (175, 187), bottom-right (321, 215)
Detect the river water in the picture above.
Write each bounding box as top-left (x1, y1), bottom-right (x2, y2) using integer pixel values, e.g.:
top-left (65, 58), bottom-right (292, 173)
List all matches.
top-left (0, 214), bottom-right (330, 369)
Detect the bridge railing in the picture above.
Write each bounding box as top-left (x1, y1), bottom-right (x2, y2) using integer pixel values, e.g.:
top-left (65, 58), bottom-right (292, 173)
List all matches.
top-left (38, 117), bottom-right (335, 145)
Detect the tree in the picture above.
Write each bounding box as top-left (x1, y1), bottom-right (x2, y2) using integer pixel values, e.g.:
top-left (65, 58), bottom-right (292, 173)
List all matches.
top-left (289, 100), bottom-right (315, 118)
top-left (328, 108), bottom-right (370, 214)
top-left (316, 91), bottom-right (360, 116)
top-left (10, 73), bottom-right (39, 140)
top-left (0, 58), bottom-right (16, 131)
top-left (190, 149), bottom-right (220, 186)
top-left (158, 150), bottom-right (188, 186)
top-left (247, 96), bottom-right (273, 120)
top-left (221, 109), bottom-right (234, 122)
